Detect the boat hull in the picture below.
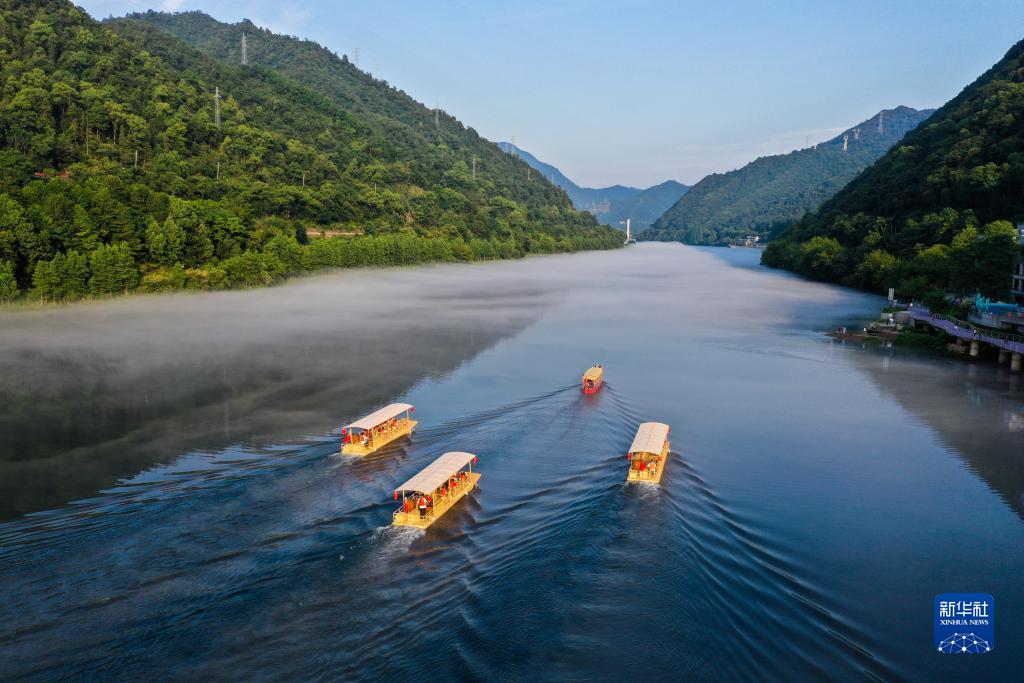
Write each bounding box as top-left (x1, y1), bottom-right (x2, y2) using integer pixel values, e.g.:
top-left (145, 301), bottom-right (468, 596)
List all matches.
top-left (582, 378), bottom-right (603, 394)
top-left (626, 441), bottom-right (670, 484)
top-left (393, 472), bottom-right (480, 529)
top-left (341, 420), bottom-right (418, 456)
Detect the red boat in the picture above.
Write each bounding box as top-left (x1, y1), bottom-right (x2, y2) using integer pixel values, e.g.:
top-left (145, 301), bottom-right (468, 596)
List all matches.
top-left (582, 365), bottom-right (604, 394)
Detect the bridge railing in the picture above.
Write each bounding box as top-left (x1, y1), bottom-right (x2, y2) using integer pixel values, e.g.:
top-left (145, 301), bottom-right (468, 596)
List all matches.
top-left (910, 307), bottom-right (1024, 345)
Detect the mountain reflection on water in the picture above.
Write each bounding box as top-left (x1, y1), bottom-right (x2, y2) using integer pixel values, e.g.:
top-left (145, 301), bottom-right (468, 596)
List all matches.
top-left (0, 244), bottom-right (1021, 681)
top-left (847, 346), bottom-right (1024, 520)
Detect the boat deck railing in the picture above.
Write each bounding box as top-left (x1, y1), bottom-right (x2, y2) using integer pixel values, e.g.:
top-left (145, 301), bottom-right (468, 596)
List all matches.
top-left (628, 468), bottom-right (661, 482)
top-left (393, 475), bottom-right (475, 525)
top-left (348, 418), bottom-right (414, 452)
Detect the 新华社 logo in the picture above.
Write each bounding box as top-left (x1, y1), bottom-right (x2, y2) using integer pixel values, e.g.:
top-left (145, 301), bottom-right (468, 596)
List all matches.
top-left (934, 593), bottom-right (994, 654)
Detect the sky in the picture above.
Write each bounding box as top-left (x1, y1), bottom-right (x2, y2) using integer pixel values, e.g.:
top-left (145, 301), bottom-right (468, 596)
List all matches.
top-left (77, 0), bottom-right (1024, 188)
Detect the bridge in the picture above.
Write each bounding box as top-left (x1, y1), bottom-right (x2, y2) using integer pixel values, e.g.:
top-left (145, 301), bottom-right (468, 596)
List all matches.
top-left (909, 307), bottom-right (1024, 370)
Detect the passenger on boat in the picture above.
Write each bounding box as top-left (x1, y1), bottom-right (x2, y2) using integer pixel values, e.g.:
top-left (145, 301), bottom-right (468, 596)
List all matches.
top-left (418, 496), bottom-right (427, 518)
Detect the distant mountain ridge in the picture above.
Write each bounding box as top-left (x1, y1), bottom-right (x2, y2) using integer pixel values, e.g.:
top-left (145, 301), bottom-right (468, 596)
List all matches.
top-left (643, 106), bottom-right (934, 245)
top-left (763, 38), bottom-right (1024, 299)
top-left (497, 142), bottom-right (688, 230)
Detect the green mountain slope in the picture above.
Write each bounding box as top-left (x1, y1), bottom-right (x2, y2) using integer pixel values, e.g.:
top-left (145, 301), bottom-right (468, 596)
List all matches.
top-left (497, 142), bottom-right (688, 230)
top-left (121, 12), bottom-right (600, 226)
top-left (763, 39), bottom-right (1024, 299)
top-left (643, 107), bottom-right (933, 245)
top-left (0, 2), bottom-right (618, 303)
top-left (612, 180), bottom-right (690, 231)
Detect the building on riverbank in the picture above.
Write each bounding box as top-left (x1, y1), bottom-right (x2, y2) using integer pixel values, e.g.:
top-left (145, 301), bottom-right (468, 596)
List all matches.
top-left (1013, 224), bottom-right (1024, 302)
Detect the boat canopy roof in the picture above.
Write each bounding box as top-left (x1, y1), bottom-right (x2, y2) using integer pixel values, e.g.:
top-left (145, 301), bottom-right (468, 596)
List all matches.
top-left (629, 422), bottom-right (670, 455)
top-left (583, 366), bottom-right (604, 380)
top-left (397, 452), bottom-right (476, 494)
top-left (346, 403), bottom-right (413, 431)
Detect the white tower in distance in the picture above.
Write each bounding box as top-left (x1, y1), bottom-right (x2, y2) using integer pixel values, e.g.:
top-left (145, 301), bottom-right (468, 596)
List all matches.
top-left (241, 33), bottom-right (248, 66)
top-left (843, 134), bottom-right (849, 151)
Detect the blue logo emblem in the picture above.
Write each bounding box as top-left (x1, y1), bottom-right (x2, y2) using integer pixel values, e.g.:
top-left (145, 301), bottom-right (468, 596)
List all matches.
top-left (934, 593), bottom-right (994, 653)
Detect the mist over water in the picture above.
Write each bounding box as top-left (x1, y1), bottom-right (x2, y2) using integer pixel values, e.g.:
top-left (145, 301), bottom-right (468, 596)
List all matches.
top-left (0, 267), bottom-right (549, 519)
top-left (1, 244), bottom-right (1022, 680)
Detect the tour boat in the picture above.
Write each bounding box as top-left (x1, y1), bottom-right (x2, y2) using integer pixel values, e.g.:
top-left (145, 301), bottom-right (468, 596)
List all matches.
top-left (341, 403), bottom-right (417, 455)
top-left (582, 364), bottom-right (604, 394)
top-left (392, 451), bottom-right (480, 529)
top-left (626, 422), bottom-right (670, 484)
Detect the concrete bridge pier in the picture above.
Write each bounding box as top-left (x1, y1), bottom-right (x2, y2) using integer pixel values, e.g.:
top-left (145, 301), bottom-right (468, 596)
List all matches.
top-left (1012, 352), bottom-right (1022, 372)
top-left (969, 340), bottom-right (980, 357)
top-left (999, 348), bottom-right (1009, 364)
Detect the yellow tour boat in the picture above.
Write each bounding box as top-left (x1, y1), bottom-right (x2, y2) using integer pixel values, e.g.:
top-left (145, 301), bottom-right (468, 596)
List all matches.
top-left (341, 403), bottom-right (417, 455)
top-left (393, 451), bottom-right (480, 529)
top-left (626, 422), bottom-right (670, 484)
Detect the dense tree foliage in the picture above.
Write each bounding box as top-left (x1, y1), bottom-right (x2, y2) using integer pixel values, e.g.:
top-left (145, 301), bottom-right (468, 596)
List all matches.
top-left (763, 39), bottom-right (1024, 300)
top-left (643, 107), bottom-right (933, 245)
top-left (0, 2), bottom-right (620, 303)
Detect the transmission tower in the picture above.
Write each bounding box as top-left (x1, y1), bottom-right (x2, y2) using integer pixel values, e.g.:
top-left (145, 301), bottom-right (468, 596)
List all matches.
top-left (241, 33), bottom-right (248, 66)
top-left (434, 108), bottom-right (440, 129)
top-left (854, 127), bottom-right (861, 141)
top-left (878, 110), bottom-right (885, 135)
top-left (353, 47), bottom-right (360, 69)
top-left (214, 86), bottom-right (221, 126)
top-left (842, 133), bottom-right (849, 151)
top-left (472, 155), bottom-right (478, 179)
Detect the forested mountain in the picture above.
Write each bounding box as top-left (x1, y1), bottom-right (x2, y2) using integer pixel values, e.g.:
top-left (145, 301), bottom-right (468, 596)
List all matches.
top-left (0, 3), bottom-right (619, 303)
top-left (763, 39), bottom-right (1024, 300)
top-left (643, 107), bottom-right (933, 245)
top-left (497, 142), bottom-right (689, 230)
top-left (615, 180), bottom-right (690, 230)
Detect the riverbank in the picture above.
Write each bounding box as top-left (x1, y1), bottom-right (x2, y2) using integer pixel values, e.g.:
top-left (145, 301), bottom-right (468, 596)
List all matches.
top-left (2, 231), bottom-right (623, 308)
top-left (830, 303), bottom-right (1024, 372)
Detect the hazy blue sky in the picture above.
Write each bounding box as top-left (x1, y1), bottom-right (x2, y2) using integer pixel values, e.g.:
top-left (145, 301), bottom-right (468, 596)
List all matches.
top-left (78, 0), bottom-right (1024, 188)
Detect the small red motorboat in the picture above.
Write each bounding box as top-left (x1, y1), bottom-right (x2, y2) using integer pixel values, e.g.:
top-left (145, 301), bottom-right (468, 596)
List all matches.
top-left (582, 365), bottom-right (604, 394)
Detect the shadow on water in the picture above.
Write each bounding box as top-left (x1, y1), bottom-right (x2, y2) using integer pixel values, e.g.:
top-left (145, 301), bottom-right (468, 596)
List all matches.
top-left (844, 343), bottom-right (1024, 521)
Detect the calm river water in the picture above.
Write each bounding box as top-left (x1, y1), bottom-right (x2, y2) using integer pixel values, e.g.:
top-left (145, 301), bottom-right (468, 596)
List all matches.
top-left (1, 244), bottom-right (1022, 681)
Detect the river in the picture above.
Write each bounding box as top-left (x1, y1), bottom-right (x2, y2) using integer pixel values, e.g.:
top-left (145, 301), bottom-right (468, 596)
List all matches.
top-left (1, 243), bottom-right (1021, 681)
